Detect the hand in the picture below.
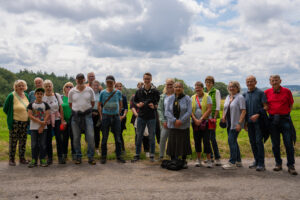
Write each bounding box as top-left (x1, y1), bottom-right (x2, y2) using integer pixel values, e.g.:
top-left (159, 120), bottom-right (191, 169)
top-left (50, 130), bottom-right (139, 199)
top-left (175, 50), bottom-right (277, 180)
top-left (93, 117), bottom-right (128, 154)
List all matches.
top-left (61, 120), bottom-right (66, 125)
top-left (250, 114), bottom-right (259, 122)
top-left (174, 120), bottom-right (182, 128)
top-left (163, 122), bottom-right (167, 129)
top-left (235, 124), bottom-right (242, 132)
top-left (221, 117), bottom-right (226, 123)
top-left (195, 119), bottom-right (201, 126)
top-left (120, 115), bottom-right (125, 121)
top-left (38, 126), bottom-right (44, 134)
top-left (137, 102), bottom-right (144, 108)
top-left (148, 103), bottom-right (154, 109)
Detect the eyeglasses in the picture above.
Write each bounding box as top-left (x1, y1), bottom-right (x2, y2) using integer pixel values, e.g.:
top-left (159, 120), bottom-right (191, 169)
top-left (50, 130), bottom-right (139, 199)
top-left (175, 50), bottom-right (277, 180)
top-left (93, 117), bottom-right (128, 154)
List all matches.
top-left (66, 86), bottom-right (73, 89)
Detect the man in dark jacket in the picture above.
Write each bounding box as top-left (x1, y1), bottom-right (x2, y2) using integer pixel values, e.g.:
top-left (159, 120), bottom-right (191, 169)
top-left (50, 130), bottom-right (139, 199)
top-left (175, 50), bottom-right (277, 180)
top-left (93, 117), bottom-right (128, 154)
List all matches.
top-left (132, 72), bottom-right (160, 162)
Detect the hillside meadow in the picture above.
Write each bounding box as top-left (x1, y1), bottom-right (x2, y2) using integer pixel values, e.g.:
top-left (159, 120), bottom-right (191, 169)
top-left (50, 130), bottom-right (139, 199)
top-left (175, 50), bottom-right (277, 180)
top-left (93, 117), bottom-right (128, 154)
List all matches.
top-left (0, 97), bottom-right (300, 161)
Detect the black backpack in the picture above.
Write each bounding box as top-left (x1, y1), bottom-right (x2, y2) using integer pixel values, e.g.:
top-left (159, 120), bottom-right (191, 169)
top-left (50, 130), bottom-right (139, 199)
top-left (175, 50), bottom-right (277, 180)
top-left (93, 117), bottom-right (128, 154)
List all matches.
top-left (161, 159), bottom-right (185, 171)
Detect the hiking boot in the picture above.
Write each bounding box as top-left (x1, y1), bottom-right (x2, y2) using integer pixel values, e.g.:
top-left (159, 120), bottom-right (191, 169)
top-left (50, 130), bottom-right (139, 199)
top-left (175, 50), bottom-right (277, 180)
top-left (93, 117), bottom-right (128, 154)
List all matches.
top-left (288, 166), bottom-right (298, 176)
top-left (117, 157), bottom-right (126, 163)
top-left (75, 158), bottom-right (81, 165)
top-left (88, 158), bottom-right (96, 165)
top-left (100, 157), bottom-right (107, 164)
top-left (215, 159), bottom-right (222, 166)
top-left (19, 158), bottom-right (29, 164)
top-left (9, 160), bottom-right (16, 166)
top-left (28, 159), bottom-right (37, 168)
top-left (205, 160), bottom-right (213, 168)
top-left (131, 155), bottom-right (140, 163)
top-left (222, 162), bottom-right (237, 170)
top-left (249, 162), bottom-right (257, 169)
top-left (195, 159), bottom-right (202, 167)
top-left (236, 161), bottom-right (243, 167)
top-left (40, 159), bottom-right (48, 167)
top-left (256, 165), bottom-right (265, 172)
top-left (273, 165), bottom-right (282, 171)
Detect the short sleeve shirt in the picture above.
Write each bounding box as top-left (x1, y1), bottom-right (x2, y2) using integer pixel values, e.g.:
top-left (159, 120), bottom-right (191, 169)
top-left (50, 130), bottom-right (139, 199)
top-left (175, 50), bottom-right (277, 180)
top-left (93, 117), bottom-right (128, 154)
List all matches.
top-left (99, 89), bottom-right (122, 115)
top-left (243, 88), bottom-right (267, 122)
top-left (194, 95), bottom-right (212, 119)
top-left (27, 102), bottom-right (50, 130)
top-left (68, 87), bottom-right (95, 112)
top-left (42, 93), bottom-right (63, 120)
top-left (223, 94), bottom-right (246, 130)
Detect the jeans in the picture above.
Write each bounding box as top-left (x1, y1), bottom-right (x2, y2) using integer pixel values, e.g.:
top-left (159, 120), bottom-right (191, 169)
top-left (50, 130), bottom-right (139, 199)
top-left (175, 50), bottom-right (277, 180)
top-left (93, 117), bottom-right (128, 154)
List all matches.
top-left (31, 130), bottom-right (47, 160)
top-left (209, 129), bottom-right (221, 159)
top-left (134, 128), bottom-right (149, 152)
top-left (270, 117), bottom-right (295, 167)
top-left (248, 122), bottom-right (264, 166)
top-left (136, 117), bottom-right (156, 156)
top-left (227, 128), bottom-right (241, 164)
top-left (159, 126), bottom-right (170, 158)
top-left (101, 114), bottom-right (122, 158)
top-left (71, 113), bottom-right (95, 159)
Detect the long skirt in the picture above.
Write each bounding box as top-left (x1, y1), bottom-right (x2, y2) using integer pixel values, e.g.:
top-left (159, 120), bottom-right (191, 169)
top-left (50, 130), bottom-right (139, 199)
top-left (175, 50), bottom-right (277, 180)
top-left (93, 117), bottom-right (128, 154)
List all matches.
top-left (167, 128), bottom-right (192, 157)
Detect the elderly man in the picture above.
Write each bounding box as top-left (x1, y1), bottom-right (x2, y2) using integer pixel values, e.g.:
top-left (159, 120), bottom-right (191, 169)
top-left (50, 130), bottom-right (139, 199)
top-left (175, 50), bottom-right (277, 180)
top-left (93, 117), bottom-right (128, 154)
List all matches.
top-left (28, 77), bottom-right (44, 103)
top-left (243, 75), bottom-right (268, 171)
top-left (265, 75), bottom-right (297, 175)
top-left (69, 73), bottom-right (96, 165)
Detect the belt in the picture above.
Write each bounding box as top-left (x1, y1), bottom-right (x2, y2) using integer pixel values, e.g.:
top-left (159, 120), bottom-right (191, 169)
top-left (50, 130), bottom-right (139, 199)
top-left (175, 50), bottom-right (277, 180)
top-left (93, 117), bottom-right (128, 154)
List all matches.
top-left (103, 113), bottom-right (119, 117)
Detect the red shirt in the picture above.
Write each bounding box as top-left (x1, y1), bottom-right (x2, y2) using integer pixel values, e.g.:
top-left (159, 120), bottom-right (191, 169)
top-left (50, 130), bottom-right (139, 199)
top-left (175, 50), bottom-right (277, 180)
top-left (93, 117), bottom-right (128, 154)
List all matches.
top-left (264, 86), bottom-right (294, 115)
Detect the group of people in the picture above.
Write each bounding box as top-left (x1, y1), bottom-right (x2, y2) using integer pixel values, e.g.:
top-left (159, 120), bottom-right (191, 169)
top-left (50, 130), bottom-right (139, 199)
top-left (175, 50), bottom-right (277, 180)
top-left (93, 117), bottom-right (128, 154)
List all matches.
top-left (3, 72), bottom-right (297, 175)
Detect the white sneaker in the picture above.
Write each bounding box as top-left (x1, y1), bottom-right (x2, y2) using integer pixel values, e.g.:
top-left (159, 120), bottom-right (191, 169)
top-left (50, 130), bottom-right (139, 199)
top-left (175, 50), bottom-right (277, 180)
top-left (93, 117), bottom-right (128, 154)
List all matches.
top-left (236, 161), bottom-right (243, 167)
top-left (145, 152), bottom-right (150, 158)
top-left (215, 159), bottom-right (222, 166)
top-left (222, 163), bottom-right (237, 170)
top-left (95, 149), bottom-right (100, 156)
top-left (205, 160), bottom-right (213, 168)
top-left (195, 159), bottom-right (202, 167)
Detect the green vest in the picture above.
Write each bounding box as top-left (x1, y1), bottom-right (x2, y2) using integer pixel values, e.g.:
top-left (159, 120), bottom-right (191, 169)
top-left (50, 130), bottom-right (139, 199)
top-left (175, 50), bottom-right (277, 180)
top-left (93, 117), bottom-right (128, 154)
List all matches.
top-left (191, 93), bottom-right (208, 118)
top-left (204, 87), bottom-right (219, 118)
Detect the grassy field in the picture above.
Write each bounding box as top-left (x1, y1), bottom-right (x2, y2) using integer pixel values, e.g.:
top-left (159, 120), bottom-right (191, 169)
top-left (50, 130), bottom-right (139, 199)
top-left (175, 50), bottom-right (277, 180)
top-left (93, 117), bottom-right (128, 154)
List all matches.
top-left (0, 97), bottom-right (300, 161)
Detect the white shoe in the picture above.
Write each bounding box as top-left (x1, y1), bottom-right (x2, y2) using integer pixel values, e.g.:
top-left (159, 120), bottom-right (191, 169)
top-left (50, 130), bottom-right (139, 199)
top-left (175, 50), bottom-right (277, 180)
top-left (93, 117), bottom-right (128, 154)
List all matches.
top-left (205, 160), bottom-right (213, 168)
top-left (222, 163), bottom-right (237, 170)
top-left (236, 161), bottom-right (243, 167)
top-left (195, 159), bottom-right (202, 167)
top-left (145, 152), bottom-right (150, 158)
top-left (215, 159), bottom-right (222, 166)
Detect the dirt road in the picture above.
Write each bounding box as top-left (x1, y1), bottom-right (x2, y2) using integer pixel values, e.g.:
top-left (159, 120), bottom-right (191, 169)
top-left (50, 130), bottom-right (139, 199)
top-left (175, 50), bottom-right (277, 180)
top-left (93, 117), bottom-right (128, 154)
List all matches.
top-left (0, 158), bottom-right (299, 200)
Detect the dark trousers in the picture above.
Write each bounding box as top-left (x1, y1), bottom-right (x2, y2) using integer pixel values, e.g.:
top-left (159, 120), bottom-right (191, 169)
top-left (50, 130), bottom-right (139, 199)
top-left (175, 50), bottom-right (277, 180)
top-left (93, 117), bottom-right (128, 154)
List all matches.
top-left (46, 120), bottom-right (63, 160)
top-left (9, 120), bottom-right (28, 161)
top-left (31, 130), bottom-right (47, 160)
top-left (134, 128), bottom-right (149, 152)
top-left (209, 129), bottom-right (221, 159)
top-left (101, 114), bottom-right (122, 158)
top-left (270, 117), bottom-right (295, 167)
top-left (92, 113), bottom-right (101, 149)
top-left (248, 122), bottom-right (265, 166)
top-left (62, 122), bottom-right (75, 158)
top-left (193, 127), bottom-right (211, 154)
top-left (120, 117), bottom-right (126, 151)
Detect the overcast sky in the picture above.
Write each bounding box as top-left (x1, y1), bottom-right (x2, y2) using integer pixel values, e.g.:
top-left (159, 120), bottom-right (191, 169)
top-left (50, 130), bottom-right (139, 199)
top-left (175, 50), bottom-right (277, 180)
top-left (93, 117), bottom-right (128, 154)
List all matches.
top-left (0, 0), bottom-right (300, 88)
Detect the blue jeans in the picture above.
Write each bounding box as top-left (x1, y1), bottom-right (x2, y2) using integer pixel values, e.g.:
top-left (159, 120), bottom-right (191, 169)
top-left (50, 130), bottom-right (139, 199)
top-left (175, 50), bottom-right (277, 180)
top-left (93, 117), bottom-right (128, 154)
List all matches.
top-left (227, 128), bottom-right (241, 164)
top-left (270, 117), bottom-right (295, 167)
top-left (159, 126), bottom-right (170, 158)
top-left (248, 122), bottom-right (264, 166)
top-left (31, 130), bottom-right (47, 160)
top-left (136, 117), bottom-right (156, 156)
top-left (71, 113), bottom-right (95, 159)
top-left (209, 129), bottom-right (221, 159)
top-left (101, 114), bottom-right (122, 158)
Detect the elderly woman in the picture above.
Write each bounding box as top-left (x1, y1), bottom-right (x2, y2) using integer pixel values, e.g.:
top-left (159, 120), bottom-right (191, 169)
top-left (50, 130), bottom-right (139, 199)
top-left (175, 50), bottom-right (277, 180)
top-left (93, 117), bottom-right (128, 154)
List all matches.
top-left (3, 80), bottom-right (30, 166)
top-left (191, 81), bottom-right (213, 168)
top-left (221, 81), bottom-right (246, 170)
top-left (61, 82), bottom-right (76, 161)
top-left (157, 78), bottom-right (174, 159)
top-left (165, 82), bottom-right (192, 168)
top-left (43, 80), bottom-right (65, 164)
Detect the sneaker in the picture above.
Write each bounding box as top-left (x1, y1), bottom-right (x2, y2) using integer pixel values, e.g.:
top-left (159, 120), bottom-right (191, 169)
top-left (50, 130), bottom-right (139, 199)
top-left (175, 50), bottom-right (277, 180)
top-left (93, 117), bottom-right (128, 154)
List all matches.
top-left (150, 156), bottom-right (155, 162)
top-left (75, 158), bottom-right (82, 165)
top-left (40, 159), bottom-right (48, 167)
top-left (88, 159), bottom-right (96, 165)
top-left (9, 160), bottom-right (16, 166)
top-left (273, 165), bottom-right (282, 171)
top-left (28, 159), bottom-right (37, 168)
top-left (19, 158), bottom-right (29, 164)
top-left (236, 161), bottom-right (243, 167)
top-left (95, 149), bottom-right (100, 156)
top-left (117, 157), bottom-right (126, 163)
top-left (195, 159), bottom-right (202, 167)
top-left (249, 162), bottom-right (257, 169)
top-left (100, 157), bottom-right (107, 164)
top-left (215, 159), bottom-right (222, 166)
top-left (205, 160), bottom-right (213, 168)
top-left (288, 166), bottom-right (298, 176)
top-left (131, 155), bottom-right (140, 163)
top-left (145, 152), bottom-right (150, 158)
top-left (222, 162), bottom-right (237, 170)
top-left (256, 165), bottom-right (265, 172)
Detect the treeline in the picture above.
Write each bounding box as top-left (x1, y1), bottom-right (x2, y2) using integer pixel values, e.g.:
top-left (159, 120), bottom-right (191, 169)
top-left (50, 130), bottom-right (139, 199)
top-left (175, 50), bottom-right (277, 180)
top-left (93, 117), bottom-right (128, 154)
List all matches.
top-left (0, 67), bottom-right (228, 106)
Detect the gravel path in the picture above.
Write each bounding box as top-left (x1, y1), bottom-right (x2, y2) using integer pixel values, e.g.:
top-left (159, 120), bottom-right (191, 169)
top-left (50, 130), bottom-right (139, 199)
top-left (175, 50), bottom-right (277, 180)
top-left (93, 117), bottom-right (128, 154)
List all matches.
top-left (0, 158), bottom-right (300, 200)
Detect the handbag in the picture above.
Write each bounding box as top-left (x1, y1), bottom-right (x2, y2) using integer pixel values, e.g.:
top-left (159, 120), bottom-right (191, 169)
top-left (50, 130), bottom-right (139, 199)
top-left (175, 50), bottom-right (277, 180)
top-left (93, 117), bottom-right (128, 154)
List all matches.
top-left (208, 118), bottom-right (216, 130)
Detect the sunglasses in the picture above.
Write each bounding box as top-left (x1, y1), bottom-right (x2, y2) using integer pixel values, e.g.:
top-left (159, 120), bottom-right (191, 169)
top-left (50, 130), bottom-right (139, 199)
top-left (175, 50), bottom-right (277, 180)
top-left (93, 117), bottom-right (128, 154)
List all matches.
top-left (66, 86), bottom-right (73, 89)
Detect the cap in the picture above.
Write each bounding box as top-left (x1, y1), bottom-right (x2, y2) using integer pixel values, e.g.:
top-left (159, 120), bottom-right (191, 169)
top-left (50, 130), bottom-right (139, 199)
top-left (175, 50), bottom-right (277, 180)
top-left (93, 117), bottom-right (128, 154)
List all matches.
top-left (76, 73), bottom-right (85, 80)
top-left (106, 75), bottom-right (115, 82)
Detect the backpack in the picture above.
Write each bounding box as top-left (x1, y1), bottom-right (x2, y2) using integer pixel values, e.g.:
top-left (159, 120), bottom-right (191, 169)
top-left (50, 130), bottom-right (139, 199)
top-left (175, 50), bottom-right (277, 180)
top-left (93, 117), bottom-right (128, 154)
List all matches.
top-left (161, 159), bottom-right (185, 171)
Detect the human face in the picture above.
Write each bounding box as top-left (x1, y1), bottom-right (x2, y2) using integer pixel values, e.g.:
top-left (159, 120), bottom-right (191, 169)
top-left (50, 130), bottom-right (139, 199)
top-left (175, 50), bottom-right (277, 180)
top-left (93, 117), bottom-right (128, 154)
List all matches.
top-left (16, 83), bottom-right (25, 93)
top-left (205, 80), bottom-right (213, 90)
top-left (166, 81), bottom-right (174, 94)
top-left (246, 77), bottom-right (257, 91)
top-left (35, 91), bottom-right (44, 102)
top-left (174, 83), bottom-right (183, 96)
top-left (115, 83), bottom-right (122, 91)
top-left (270, 77), bottom-right (281, 90)
top-left (229, 83), bottom-right (238, 95)
top-left (106, 80), bottom-right (114, 89)
top-left (64, 85), bottom-right (73, 96)
top-left (44, 84), bottom-right (53, 94)
top-left (88, 73), bottom-right (95, 83)
top-left (92, 82), bottom-right (100, 92)
top-left (195, 85), bottom-right (204, 95)
top-left (35, 79), bottom-right (43, 88)
top-left (76, 78), bottom-right (85, 86)
top-left (143, 75), bottom-right (152, 85)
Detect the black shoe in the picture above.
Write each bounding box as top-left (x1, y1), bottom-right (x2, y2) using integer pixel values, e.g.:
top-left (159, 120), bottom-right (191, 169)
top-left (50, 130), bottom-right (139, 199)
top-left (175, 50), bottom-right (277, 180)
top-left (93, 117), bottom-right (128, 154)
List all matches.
top-left (273, 165), bottom-right (282, 171)
top-left (75, 158), bottom-right (81, 165)
top-left (131, 155), bottom-right (140, 163)
top-left (100, 157), bottom-right (107, 164)
top-left (249, 162), bottom-right (257, 169)
top-left (58, 157), bottom-right (63, 164)
top-left (256, 165), bottom-right (265, 171)
top-left (88, 159), bottom-right (96, 165)
top-left (288, 166), bottom-right (298, 175)
top-left (117, 158), bottom-right (126, 163)
top-left (20, 158), bottom-right (29, 164)
top-left (47, 158), bottom-right (53, 165)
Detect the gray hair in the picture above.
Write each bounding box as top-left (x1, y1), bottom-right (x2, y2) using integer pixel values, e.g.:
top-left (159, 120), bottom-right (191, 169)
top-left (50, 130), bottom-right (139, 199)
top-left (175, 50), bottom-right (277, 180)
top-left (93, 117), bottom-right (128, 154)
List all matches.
top-left (13, 80), bottom-right (28, 91)
top-left (228, 81), bottom-right (241, 93)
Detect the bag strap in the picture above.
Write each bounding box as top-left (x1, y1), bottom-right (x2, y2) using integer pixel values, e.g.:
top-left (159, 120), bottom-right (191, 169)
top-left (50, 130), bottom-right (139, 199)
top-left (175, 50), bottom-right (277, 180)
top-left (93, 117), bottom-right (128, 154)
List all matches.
top-left (14, 92), bottom-right (28, 110)
top-left (103, 90), bottom-right (117, 107)
top-left (196, 95), bottom-right (202, 109)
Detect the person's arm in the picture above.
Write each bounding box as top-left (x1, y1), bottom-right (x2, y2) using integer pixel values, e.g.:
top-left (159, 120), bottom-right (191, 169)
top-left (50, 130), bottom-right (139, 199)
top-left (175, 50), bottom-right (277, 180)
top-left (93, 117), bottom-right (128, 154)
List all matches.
top-left (134, 90), bottom-right (144, 108)
top-left (164, 97), bottom-right (176, 126)
top-left (91, 101), bottom-right (95, 108)
top-left (236, 96), bottom-right (246, 131)
top-left (3, 93), bottom-right (12, 115)
top-left (59, 105), bottom-right (65, 123)
top-left (122, 97), bottom-right (128, 118)
top-left (179, 97), bottom-right (192, 123)
top-left (28, 109), bottom-right (44, 125)
top-left (221, 96), bottom-right (229, 122)
top-left (119, 100), bottom-right (123, 116)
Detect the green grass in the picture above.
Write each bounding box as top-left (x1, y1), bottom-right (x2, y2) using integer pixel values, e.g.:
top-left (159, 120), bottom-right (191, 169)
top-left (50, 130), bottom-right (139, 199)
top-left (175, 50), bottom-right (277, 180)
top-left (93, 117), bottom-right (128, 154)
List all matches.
top-left (0, 107), bottom-right (300, 161)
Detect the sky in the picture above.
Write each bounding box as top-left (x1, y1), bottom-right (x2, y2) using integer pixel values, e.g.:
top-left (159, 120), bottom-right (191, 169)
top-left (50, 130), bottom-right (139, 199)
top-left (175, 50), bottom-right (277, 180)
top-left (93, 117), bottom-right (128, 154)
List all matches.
top-left (0, 0), bottom-right (300, 88)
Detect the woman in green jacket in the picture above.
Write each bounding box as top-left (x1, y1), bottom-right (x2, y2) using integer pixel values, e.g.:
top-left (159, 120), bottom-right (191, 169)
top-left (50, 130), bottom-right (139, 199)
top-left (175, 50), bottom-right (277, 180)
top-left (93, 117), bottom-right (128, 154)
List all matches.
top-left (3, 80), bottom-right (30, 166)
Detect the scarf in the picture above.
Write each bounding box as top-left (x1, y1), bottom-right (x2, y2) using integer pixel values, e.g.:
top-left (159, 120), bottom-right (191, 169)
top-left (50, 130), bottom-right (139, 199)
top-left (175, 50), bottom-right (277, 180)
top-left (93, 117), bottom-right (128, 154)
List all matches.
top-left (173, 93), bottom-right (185, 119)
